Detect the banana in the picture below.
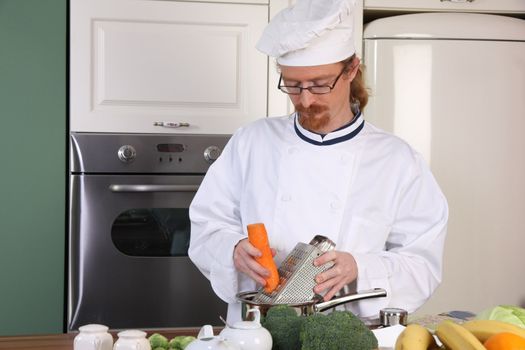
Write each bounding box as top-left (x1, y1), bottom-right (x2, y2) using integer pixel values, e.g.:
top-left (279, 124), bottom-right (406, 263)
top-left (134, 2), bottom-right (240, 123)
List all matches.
top-left (463, 319), bottom-right (525, 343)
top-left (435, 320), bottom-right (486, 350)
top-left (395, 324), bottom-right (438, 350)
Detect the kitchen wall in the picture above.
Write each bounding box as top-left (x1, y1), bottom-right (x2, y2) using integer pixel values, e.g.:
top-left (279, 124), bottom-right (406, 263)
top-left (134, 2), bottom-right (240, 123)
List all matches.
top-left (0, 0), bottom-right (66, 336)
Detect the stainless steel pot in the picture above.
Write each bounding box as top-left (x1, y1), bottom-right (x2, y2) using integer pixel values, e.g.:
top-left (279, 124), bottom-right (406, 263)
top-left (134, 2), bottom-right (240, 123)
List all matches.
top-left (236, 288), bottom-right (387, 319)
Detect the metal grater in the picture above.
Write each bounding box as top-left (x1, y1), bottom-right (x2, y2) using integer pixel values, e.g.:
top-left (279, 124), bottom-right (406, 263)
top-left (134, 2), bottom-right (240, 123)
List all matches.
top-left (252, 235), bottom-right (336, 304)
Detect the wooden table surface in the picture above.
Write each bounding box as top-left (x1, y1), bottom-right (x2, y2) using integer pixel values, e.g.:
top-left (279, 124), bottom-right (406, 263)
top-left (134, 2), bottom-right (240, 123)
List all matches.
top-left (0, 327), bottom-right (220, 350)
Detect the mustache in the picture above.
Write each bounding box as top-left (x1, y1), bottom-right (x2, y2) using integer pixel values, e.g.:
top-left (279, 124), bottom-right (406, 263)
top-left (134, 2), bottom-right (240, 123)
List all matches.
top-left (295, 104), bottom-right (329, 115)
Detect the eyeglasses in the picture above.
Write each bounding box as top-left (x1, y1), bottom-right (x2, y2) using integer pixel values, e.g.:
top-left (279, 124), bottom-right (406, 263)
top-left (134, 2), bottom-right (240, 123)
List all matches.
top-left (278, 68), bottom-right (346, 95)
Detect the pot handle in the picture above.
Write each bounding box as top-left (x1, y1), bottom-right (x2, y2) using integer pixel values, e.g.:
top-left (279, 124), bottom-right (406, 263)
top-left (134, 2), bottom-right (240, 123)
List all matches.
top-left (314, 288), bottom-right (387, 313)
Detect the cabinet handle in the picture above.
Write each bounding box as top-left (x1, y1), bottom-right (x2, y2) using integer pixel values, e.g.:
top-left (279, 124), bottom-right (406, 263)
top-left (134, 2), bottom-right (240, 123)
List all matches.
top-left (109, 184), bottom-right (199, 193)
top-left (153, 121), bottom-right (190, 128)
top-left (440, 0), bottom-right (474, 2)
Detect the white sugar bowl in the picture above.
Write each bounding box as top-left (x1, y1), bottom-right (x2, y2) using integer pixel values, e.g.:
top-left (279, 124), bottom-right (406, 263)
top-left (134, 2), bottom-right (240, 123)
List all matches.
top-left (114, 330), bottom-right (151, 350)
top-left (219, 309), bottom-right (272, 350)
top-left (74, 324), bottom-right (113, 350)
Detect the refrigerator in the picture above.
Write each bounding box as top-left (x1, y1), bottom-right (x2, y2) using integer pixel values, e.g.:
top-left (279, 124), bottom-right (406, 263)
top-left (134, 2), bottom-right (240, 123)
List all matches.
top-left (363, 13), bottom-right (525, 316)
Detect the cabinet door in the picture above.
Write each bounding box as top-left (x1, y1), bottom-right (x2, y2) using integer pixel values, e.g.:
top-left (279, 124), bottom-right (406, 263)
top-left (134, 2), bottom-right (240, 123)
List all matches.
top-left (364, 0), bottom-right (525, 13)
top-left (169, 0), bottom-right (268, 3)
top-left (71, 0), bottom-right (268, 134)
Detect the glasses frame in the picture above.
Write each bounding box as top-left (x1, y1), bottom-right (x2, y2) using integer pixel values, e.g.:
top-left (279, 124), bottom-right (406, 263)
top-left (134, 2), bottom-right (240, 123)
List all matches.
top-left (277, 67), bottom-right (347, 95)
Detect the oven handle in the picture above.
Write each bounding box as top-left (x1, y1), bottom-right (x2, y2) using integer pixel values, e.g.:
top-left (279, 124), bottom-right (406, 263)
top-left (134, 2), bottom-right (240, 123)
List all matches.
top-left (109, 184), bottom-right (199, 193)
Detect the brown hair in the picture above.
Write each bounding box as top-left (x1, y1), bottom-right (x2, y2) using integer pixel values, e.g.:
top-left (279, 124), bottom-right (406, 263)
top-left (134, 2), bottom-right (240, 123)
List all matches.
top-left (341, 55), bottom-right (368, 111)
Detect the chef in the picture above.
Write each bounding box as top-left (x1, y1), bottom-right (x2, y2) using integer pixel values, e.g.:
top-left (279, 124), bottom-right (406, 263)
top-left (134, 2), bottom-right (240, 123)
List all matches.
top-left (189, 0), bottom-right (448, 323)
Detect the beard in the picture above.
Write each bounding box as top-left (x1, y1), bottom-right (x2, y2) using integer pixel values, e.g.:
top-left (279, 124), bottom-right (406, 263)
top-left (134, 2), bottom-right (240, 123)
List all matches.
top-left (296, 104), bottom-right (331, 133)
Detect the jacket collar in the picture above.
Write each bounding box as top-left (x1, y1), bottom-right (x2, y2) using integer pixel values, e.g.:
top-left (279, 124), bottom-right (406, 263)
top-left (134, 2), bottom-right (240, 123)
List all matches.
top-left (294, 111), bottom-right (364, 146)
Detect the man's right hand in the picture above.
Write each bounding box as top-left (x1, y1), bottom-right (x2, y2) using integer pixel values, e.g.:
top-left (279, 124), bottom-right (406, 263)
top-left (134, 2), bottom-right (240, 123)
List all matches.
top-left (233, 238), bottom-right (275, 286)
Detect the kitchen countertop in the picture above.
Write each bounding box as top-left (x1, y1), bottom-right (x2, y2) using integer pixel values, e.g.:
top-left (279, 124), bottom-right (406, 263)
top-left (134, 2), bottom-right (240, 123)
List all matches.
top-left (0, 325), bottom-right (396, 349)
top-left (0, 328), bottom-right (220, 350)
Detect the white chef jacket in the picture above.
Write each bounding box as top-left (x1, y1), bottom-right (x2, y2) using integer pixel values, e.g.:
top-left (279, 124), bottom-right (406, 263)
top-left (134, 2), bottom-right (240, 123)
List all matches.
top-left (189, 112), bottom-right (448, 323)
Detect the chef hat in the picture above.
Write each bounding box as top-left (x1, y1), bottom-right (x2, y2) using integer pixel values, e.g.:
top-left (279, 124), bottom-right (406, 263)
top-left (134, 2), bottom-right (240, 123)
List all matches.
top-left (256, 0), bottom-right (356, 66)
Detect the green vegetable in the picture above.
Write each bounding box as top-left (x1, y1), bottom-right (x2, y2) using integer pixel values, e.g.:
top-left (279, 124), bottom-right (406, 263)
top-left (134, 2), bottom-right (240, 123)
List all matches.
top-left (262, 305), bottom-right (304, 350)
top-left (149, 333), bottom-right (169, 349)
top-left (299, 311), bottom-right (378, 350)
top-left (477, 305), bottom-right (525, 328)
top-left (169, 335), bottom-right (196, 350)
top-left (262, 305), bottom-right (376, 350)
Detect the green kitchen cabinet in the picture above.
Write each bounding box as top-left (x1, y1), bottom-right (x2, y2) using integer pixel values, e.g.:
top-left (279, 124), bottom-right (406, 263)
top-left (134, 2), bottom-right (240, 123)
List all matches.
top-left (0, 0), bottom-right (66, 335)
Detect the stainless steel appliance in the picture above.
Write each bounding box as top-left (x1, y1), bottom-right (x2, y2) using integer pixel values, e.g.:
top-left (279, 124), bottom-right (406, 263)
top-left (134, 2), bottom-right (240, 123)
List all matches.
top-left (68, 132), bottom-right (230, 331)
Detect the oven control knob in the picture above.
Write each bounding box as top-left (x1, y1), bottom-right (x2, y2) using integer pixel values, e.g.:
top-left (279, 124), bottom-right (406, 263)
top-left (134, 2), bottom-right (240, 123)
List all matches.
top-left (118, 145), bottom-right (136, 163)
top-left (204, 146), bottom-right (222, 164)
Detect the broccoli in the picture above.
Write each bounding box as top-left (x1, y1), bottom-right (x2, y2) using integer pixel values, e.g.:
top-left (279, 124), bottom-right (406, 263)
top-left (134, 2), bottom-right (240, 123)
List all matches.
top-left (149, 333), bottom-right (169, 349)
top-left (169, 335), bottom-right (196, 350)
top-left (262, 306), bottom-right (377, 350)
top-left (299, 311), bottom-right (378, 350)
top-left (262, 305), bottom-right (304, 350)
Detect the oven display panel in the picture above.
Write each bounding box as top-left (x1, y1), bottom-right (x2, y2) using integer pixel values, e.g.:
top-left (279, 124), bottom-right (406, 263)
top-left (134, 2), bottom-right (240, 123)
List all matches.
top-left (157, 143), bottom-right (186, 153)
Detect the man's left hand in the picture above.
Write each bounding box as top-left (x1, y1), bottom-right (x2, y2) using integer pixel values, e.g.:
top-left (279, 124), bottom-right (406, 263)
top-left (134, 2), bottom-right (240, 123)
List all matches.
top-left (313, 250), bottom-right (358, 301)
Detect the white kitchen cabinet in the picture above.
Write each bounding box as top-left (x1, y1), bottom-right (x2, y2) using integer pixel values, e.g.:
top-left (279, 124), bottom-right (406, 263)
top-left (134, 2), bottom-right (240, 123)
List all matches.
top-left (364, 0), bottom-right (525, 14)
top-left (70, 0), bottom-right (268, 134)
top-left (170, 0), bottom-right (268, 3)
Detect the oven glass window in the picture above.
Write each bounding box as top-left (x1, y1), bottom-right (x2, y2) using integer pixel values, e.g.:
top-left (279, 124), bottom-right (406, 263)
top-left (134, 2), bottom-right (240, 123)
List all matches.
top-left (111, 208), bottom-right (190, 256)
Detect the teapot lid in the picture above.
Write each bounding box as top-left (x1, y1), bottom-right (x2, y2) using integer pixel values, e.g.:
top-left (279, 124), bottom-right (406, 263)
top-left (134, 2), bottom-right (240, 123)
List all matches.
top-left (197, 325), bottom-right (216, 340)
top-left (233, 309), bottom-right (262, 330)
top-left (189, 326), bottom-right (242, 350)
top-left (231, 320), bottom-right (261, 330)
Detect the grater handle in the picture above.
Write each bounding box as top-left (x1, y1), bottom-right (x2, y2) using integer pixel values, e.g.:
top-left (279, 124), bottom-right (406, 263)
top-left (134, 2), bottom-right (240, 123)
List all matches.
top-left (314, 288), bottom-right (387, 313)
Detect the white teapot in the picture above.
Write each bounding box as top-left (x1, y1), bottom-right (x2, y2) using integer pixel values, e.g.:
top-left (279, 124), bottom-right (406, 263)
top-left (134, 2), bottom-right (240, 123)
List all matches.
top-left (113, 330), bottom-right (151, 350)
top-left (74, 324), bottom-right (113, 350)
top-left (219, 309), bottom-right (272, 350)
top-left (186, 325), bottom-right (241, 350)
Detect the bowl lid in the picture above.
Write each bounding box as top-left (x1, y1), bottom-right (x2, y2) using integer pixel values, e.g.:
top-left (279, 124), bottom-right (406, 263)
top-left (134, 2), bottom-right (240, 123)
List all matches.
top-left (117, 330), bottom-right (147, 339)
top-left (78, 324), bottom-right (109, 333)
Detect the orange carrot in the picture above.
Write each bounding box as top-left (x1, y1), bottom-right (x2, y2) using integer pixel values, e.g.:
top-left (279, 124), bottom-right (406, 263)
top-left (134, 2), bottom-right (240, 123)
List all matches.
top-left (247, 223), bottom-right (280, 293)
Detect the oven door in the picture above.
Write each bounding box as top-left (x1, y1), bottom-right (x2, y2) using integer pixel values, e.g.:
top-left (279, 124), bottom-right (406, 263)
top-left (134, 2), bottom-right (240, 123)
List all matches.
top-left (68, 174), bottom-right (227, 331)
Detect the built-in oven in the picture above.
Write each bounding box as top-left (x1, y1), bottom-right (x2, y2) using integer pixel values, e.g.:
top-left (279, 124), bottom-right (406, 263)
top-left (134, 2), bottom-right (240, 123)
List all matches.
top-left (68, 133), bottom-right (230, 331)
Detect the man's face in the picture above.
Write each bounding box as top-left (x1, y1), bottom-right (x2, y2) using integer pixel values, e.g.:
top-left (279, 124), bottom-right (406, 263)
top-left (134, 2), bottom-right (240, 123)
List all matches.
top-left (279, 62), bottom-right (353, 134)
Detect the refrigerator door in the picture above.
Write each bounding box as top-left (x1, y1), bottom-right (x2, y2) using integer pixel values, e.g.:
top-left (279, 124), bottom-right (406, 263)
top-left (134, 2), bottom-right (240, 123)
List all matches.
top-left (363, 13), bottom-right (525, 315)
